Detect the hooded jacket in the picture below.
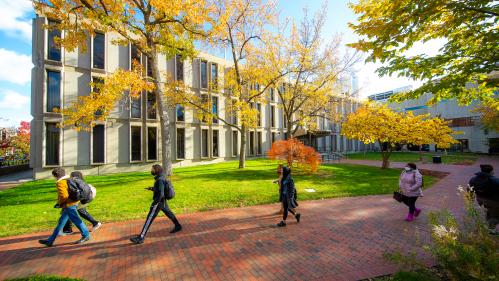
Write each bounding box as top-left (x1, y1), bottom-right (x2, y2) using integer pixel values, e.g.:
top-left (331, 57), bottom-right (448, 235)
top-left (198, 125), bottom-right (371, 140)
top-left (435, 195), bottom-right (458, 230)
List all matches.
top-left (469, 172), bottom-right (499, 200)
top-left (399, 169), bottom-right (423, 197)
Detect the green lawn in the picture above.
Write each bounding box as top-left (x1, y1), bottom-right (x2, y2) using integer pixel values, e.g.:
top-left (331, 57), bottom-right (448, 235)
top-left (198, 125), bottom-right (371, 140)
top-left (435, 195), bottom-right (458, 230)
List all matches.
top-left (346, 151), bottom-right (479, 165)
top-left (0, 160), bottom-right (436, 237)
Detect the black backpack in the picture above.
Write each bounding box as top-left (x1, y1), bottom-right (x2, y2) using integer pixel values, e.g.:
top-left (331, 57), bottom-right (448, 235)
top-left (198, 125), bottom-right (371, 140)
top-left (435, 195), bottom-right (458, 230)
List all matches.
top-left (67, 178), bottom-right (93, 204)
top-left (165, 179), bottom-right (175, 200)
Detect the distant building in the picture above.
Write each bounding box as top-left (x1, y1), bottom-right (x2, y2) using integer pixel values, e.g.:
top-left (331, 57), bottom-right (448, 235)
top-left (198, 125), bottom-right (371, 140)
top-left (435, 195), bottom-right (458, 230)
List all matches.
top-left (368, 86), bottom-right (412, 102)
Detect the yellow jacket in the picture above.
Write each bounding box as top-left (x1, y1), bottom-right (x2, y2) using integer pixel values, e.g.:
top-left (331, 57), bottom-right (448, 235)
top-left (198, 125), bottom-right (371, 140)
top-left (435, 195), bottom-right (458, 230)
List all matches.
top-left (56, 176), bottom-right (79, 208)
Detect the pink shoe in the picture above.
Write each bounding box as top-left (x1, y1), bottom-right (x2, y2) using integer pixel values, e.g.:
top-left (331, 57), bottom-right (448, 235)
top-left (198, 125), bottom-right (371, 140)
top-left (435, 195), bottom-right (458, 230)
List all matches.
top-left (414, 208), bottom-right (421, 217)
top-left (404, 213), bottom-right (414, 222)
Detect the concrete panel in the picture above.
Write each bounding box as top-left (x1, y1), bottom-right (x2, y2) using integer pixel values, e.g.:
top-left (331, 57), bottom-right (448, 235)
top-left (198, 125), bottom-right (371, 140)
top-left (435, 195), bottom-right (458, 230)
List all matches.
top-left (63, 128), bottom-right (78, 166)
top-left (77, 131), bottom-right (90, 166)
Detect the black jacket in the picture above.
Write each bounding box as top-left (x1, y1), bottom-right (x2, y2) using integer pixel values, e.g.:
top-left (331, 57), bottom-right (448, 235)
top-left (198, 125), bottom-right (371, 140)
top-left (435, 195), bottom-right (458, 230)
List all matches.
top-left (469, 172), bottom-right (499, 200)
top-left (152, 174), bottom-right (170, 204)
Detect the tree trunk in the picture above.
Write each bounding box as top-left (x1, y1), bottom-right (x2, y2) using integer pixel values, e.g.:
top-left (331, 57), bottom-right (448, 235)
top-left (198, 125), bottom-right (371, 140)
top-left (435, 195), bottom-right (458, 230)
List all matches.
top-left (151, 51), bottom-right (172, 176)
top-left (286, 118), bottom-right (292, 140)
top-left (379, 141), bottom-right (390, 169)
top-left (419, 146), bottom-right (423, 162)
top-left (239, 125), bottom-right (247, 168)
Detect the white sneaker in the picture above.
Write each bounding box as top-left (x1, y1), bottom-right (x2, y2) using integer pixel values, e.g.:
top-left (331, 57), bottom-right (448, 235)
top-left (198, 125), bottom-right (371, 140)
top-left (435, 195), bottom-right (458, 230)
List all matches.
top-left (93, 222), bottom-right (102, 232)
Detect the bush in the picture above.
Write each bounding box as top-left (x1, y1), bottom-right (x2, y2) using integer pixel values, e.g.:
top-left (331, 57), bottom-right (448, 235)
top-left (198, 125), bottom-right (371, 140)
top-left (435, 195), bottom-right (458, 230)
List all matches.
top-left (267, 138), bottom-right (321, 173)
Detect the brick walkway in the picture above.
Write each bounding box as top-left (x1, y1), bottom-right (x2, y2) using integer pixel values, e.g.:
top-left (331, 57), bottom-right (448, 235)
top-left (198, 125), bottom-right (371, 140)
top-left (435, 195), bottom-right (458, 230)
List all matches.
top-left (0, 157), bottom-right (497, 281)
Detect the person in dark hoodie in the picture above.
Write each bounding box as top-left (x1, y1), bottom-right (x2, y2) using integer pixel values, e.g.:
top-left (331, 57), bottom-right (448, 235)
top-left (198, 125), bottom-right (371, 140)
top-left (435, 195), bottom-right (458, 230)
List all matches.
top-left (469, 164), bottom-right (499, 235)
top-left (130, 164), bottom-right (182, 244)
top-left (277, 166), bottom-right (301, 227)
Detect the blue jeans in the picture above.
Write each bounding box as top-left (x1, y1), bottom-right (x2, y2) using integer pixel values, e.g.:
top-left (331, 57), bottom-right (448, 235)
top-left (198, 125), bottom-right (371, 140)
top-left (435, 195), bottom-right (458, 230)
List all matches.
top-left (47, 205), bottom-right (90, 244)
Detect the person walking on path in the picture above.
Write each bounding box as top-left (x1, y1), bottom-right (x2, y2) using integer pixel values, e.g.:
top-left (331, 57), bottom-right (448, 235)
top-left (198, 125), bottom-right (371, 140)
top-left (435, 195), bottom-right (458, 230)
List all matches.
top-left (399, 163), bottom-right (423, 222)
top-left (273, 164), bottom-right (284, 215)
top-left (62, 171), bottom-right (102, 235)
top-left (277, 166), bottom-right (301, 227)
top-left (469, 164), bottom-right (499, 235)
top-left (130, 164), bottom-right (182, 244)
top-left (39, 168), bottom-right (90, 247)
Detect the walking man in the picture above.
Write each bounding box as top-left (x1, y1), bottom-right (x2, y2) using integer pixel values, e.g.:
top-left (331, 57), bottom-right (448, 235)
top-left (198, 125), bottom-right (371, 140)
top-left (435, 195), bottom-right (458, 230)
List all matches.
top-left (130, 164), bottom-right (182, 244)
top-left (39, 168), bottom-right (91, 247)
top-left (469, 164), bottom-right (499, 235)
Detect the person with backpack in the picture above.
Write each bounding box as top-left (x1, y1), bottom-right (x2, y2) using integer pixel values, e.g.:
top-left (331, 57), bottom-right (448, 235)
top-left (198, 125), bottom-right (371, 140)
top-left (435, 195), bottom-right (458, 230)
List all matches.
top-left (398, 163), bottom-right (423, 222)
top-left (130, 164), bottom-right (182, 244)
top-left (277, 166), bottom-right (301, 227)
top-left (469, 164), bottom-right (499, 235)
top-left (39, 168), bottom-right (90, 247)
top-left (62, 171), bottom-right (102, 235)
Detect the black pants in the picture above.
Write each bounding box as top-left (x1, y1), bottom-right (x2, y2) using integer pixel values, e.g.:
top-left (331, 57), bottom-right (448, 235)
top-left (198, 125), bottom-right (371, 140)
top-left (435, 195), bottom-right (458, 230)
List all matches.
top-left (402, 196), bottom-right (418, 215)
top-left (63, 208), bottom-right (99, 232)
top-left (139, 200), bottom-right (180, 238)
top-left (282, 200), bottom-right (296, 221)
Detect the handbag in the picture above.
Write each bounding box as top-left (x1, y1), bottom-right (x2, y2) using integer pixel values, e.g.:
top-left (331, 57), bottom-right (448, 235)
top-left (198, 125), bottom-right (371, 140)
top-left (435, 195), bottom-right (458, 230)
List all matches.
top-left (393, 191), bottom-right (404, 203)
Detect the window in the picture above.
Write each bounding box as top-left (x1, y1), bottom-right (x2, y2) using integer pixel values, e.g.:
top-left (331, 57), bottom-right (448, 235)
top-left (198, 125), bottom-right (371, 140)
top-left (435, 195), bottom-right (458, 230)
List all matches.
top-left (147, 57), bottom-right (153, 77)
top-left (92, 124), bottom-right (105, 164)
top-left (256, 104), bottom-right (262, 126)
top-left (47, 20), bottom-right (61, 61)
top-left (201, 129), bottom-right (209, 158)
top-left (175, 55), bottom-right (184, 81)
top-left (92, 77), bottom-right (105, 116)
top-left (270, 88), bottom-right (275, 102)
top-left (130, 44), bottom-right (141, 66)
top-left (446, 117), bottom-right (474, 127)
top-left (270, 105), bottom-right (275, 128)
top-left (200, 94), bottom-right (208, 123)
top-left (147, 127), bottom-right (157, 161)
top-left (176, 104), bottom-right (185, 121)
top-left (231, 99), bottom-right (238, 124)
top-left (93, 32), bottom-right (105, 69)
top-left (46, 70), bottom-right (61, 112)
top-left (146, 92), bottom-right (157, 119)
top-left (176, 128), bottom-right (185, 159)
top-left (232, 131), bottom-right (238, 156)
top-left (201, 60), bottom-right (208, 88)
top-left (271, 132), bottom-right (276, 144)
top-left (130, 93), bottom-right (142, 119)
top-left (130, 126), bottom-right (142, 162)
top-left (212, 130), bottom-right (219, 157)
top-left (45, 123), bottom-right (60, 166)
top-left (257, 132), bottom-right (262, 155)
top-left (249, 131), bottom-right (255, 155)
top-left (211, 63), bottom-right (218, 90)
top-left (212, 96), bottom-right (218, 124)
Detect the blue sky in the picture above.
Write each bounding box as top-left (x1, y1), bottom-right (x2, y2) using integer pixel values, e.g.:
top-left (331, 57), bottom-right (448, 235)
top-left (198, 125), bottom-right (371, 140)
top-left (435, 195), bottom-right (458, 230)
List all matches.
top-left (0, 0), bottom-right (430, 128)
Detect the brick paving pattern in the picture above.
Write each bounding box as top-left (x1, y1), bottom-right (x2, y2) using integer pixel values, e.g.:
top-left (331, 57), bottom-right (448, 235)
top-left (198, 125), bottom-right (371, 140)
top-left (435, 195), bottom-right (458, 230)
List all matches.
top-left (0, 157), bottom-right (497, 281)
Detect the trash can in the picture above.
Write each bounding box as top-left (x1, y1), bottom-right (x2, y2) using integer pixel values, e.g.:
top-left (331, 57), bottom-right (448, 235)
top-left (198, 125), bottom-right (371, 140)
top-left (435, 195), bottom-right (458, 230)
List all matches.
top-left (432, 155), bottom-right (442, 164)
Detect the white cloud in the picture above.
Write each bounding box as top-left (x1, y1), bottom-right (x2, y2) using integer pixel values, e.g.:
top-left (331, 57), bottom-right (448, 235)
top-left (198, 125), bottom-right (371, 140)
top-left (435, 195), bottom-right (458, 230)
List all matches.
top-left (0, 0), bottom-right (33, 41)
top-left (0, 90), bottom-right (30, 110)
top-left (0, 49), bottom-right (32, 85)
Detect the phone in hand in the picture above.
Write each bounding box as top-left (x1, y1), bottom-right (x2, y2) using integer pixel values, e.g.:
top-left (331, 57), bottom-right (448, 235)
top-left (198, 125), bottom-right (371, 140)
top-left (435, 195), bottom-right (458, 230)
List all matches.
top-left (145, 187), bottom-right (154, 191)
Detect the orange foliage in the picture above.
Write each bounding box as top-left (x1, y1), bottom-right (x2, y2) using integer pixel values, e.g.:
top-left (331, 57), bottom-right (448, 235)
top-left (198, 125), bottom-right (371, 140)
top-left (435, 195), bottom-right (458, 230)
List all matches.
top-left (267, 138), bottom-right (321, 173)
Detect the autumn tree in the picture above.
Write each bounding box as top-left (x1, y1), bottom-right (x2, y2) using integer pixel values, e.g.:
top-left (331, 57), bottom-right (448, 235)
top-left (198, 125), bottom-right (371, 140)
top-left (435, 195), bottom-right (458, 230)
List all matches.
top-left (473, 98), bottom-right (499, 132)
top-left (165, 0), bottom-right (287, 169)
top-left (341, 102), bottom-right (457, 169)
top-left (11, 121), bottom-right (31, 158)
top-left (267, 138), bottom-right (321, 173)
top-left (265, 5), bottom-right (360, 138)
top-left (34, 0), bottom-right (214, 175)
top-left (348, 0), bottom-right (498, 106)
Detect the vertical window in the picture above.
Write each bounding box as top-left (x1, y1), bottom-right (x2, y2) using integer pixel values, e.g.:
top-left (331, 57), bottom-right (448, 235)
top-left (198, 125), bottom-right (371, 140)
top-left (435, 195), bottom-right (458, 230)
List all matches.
top-left (176, 104), bottom-right (185, 121)
top-left (130, 44), bottom-right (141, 66)
top-left (212, 96), bottom-right (218, 124)
top-left (45, 123), bottom-right (60, 166)
top-left (176, 128), bottom-right (185, 159)
top-left (147, 92), bottom-right (157, 119)
top-left (271, 132), bottom-right (276, 144)
top-left (270, 105), bottom-right (275, 128)
top-left (46, 70), bottom-right (61, 112)
top-left (92, 77), bottom-right (105, 116)
top-left (202, 129), bottom-right (209, 158)
top-left (201, 94), bottom-right (208, 123)
top-left (92, 124), bottom-right (105, 164)
top-left (270, 88), bottom-right (274, 102)
top-left (257, 132), bottom-right (262, 155)
top-left (212, 130), bottom-right (219, 157)
top-left (232, 131), bottom-right (238, 156)
top-left (249, 131), bottom-right (255, 155)
top-left (176, 55), bottom-right (184, 81)
top-left (211, 63), bottom-right (218, 90)
top-left (256, 104), bottom-right (261, 126)
top-left (147, 57), bottom-right (153, 77)
top-left (130, 93), bottom-right (142, 119)
top-left (47, 20), bottom-right (61, 61)
top-left (93, 32), bottom-right (105, 69)
top-left (130, 126), bottom-right (142, 162)
top-left (147, 127), bottom-right (157, 161)
top-left (201, 60), bottom-right (208, 88)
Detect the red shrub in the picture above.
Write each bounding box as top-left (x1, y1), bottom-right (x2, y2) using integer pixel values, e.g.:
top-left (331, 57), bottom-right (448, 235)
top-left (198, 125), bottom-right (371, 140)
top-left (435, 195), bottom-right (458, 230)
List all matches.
top-left (267, 138), bottom-right (321, 173)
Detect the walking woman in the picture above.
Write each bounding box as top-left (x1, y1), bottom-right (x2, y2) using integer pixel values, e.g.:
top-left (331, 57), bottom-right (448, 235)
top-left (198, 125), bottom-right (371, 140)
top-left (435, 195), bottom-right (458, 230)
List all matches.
top-left (277, 166), bottom-right (301, 227)
top-left (62, 171), bottom-right (102, 234)
top-left (273, 164), bottom-right (284, 215)
top-left (399, 163), bottom-right (423, 222)
top-left (130, 164), bottom-right (182, 244)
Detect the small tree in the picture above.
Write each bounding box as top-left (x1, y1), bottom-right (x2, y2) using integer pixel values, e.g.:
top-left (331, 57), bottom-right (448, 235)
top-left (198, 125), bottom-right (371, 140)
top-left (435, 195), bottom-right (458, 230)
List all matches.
top-left (11, 121), bottom-right (30, 158)
top-left (267, 138), bottom-right (321, 173)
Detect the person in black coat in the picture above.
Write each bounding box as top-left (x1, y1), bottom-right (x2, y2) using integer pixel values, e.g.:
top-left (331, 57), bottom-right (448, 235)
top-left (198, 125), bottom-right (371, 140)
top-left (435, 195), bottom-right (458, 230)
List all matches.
top-left (130, 164), bottom-right (182, 244)
top-left (469, 164), bottom-right (499, 235)
top-left (277, 166), bottom-right (301, 227)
